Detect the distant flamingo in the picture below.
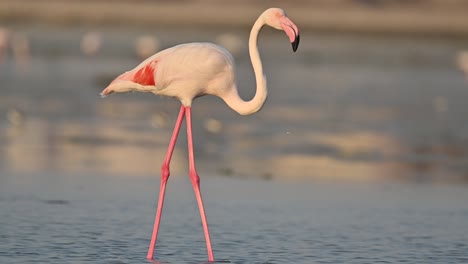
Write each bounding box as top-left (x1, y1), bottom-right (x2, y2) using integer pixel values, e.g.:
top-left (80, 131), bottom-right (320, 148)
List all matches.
top-left (457, 51), bottom-right (468, 81)
top-left (101, 7), bottom-right (299, 262)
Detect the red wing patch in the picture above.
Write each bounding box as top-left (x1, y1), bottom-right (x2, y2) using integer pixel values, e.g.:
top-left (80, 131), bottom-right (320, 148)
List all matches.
top-left (115, 60), bottom-right (157, 86)
top-left (133, 60), bottom-right (157, 86)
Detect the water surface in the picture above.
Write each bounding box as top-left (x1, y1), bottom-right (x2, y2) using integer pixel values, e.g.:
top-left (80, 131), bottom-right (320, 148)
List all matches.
top-left (1, 172), bottom-right (468, 263)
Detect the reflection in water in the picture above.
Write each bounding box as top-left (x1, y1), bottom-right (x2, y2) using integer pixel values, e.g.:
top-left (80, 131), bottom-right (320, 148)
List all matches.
top-left (0, 26), bottom-right (10, 62)
top-left (1, 26), bottom-right (468, 183)
top-left (458, 50), bottom-right (468, 82)
top-left (2, 114), bottom-right (184, 176)
top-left (11, 31), bottom-right (31, 72)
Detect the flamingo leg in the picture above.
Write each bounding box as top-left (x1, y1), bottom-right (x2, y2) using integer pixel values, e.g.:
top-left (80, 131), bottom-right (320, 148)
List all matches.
top-left (147, 105), bottom-right (186, 260)
top-left (185, 106), bottom-right (215, 262)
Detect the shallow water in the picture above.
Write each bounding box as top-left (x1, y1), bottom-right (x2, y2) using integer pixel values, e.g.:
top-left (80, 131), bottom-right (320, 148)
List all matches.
top-left (0, 174), bottom-right (468, 263)
top-left (1, 172), bottom-right (468, 263)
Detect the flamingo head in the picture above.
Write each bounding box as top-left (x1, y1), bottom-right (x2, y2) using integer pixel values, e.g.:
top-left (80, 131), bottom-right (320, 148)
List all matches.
top-left (263, 8), bottom-right (300, 52)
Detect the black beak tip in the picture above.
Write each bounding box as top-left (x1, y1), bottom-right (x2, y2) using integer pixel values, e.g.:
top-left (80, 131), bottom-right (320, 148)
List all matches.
top-left (291, 34), bottom-right (300, 52)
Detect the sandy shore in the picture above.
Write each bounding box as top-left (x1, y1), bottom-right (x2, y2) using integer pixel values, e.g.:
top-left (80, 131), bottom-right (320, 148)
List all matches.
top-left (1, 0), bottom-right (468, 36)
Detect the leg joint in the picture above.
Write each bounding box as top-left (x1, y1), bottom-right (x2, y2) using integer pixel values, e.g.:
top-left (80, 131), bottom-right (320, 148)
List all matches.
top-left (161, 164), bottom-right (170, 183)
top-left (189, 171), bottom-right (200, 186)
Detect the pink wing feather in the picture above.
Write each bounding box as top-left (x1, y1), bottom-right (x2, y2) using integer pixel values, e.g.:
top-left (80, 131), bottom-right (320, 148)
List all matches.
top-left (113, 60), bottom-right (157, 86)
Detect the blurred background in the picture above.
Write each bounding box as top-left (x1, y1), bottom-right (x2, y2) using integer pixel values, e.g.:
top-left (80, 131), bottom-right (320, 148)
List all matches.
top-left (1, 0), bottom-right (468, 183)
top-left (2, 1), bottom-right (468, 263)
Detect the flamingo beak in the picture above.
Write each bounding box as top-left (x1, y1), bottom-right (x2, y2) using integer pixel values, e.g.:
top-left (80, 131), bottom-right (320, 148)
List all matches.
top-left (292, 34), bottom-right (300, 52)
top-left (280, 16), bottom-right (300, 52)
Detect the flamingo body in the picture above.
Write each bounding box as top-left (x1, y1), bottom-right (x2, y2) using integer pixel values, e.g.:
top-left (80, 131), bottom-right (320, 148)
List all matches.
top-left (101, 7), bottom-right (300, 262)
top-left (103, 43), bottom-right (236, 107)
top-left (155, 43), bottom-right (236, 105)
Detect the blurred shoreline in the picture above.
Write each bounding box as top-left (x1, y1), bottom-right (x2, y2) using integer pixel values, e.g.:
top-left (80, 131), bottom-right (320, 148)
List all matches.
top-left (1, 0), bottom-right (468, 37)
top-left (1, 1), bottom-right (468, 184)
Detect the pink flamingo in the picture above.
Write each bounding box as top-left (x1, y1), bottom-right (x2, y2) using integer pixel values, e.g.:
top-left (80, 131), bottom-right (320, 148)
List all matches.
top-left (101, 7), bottom-right (299, 262)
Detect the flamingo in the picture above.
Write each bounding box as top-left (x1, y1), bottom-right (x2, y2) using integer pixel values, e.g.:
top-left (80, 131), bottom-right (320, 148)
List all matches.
top-left (458, 51), bottom-right (468, 81)
top-left (100, 7), bottom-right (300, 262)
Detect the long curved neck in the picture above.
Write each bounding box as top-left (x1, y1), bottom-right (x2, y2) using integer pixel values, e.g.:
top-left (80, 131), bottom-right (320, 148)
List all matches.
top-left (225, 15), bottom-right (267, 115)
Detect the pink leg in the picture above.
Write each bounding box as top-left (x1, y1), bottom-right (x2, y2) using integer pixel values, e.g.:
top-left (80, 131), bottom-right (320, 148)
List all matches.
top-left (185, 106), bottom-right (215, 262)
top-left (147, 105), bottom-right (186, 260)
